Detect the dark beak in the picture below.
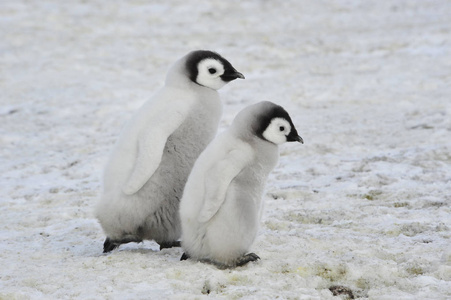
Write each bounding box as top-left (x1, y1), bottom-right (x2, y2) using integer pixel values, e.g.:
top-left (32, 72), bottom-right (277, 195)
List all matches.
top-left (295, 135), bottom-right (304, 144)
top-left (288, 134), bottom-right (304, 144)
top-left (234, 71), bottom-right (245, 79)
top-left (221, 69), bottom-right (245, 81)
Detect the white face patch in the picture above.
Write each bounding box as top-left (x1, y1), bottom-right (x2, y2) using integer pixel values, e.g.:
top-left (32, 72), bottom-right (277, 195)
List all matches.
top-left (195, 58), bottom-right (227, 90)
top-left (262, 118), bottom-right (292, 145)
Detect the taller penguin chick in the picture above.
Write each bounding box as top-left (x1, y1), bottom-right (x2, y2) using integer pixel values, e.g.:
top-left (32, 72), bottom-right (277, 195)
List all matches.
top-left (179, 101), bottom-right (303, 268)
top-left (96, 50), bottom-right (244, 253)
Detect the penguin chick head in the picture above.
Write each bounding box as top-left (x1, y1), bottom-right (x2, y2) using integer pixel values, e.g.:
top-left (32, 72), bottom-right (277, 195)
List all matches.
top-left (185, 50), bottom-right (244, 90)
top-left (261, 116), bottom-right (303, 145)
top-left (243, 101), bottom-right (303, 145)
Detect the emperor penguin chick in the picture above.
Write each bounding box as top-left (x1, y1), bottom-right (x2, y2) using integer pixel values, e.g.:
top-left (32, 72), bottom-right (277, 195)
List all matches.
top-left (179, 101), bottom-right (303, 268)
top-left (96, 50), bottom-right (244, 253)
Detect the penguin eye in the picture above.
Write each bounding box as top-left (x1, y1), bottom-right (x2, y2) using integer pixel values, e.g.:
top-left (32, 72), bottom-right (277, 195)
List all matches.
top-left (208, 68), bottom-right (217, 74)
top-left (279, 126), bottom-right (285, 132)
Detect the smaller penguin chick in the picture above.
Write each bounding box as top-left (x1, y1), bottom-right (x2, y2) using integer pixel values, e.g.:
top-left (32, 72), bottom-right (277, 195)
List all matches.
top-left (179, 101), bottom-right (303, 268)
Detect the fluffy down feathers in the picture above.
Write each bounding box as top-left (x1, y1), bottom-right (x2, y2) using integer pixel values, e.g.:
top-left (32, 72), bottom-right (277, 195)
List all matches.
top-left (96, 50), bottom-right (242, 251)
top-left (180, 101), bottom-right (302, 267)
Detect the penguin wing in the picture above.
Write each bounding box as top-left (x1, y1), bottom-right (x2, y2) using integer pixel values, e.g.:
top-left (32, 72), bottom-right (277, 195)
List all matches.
top-left (122, 106), bottom-right (189, 195)
top-left (197, 144), bottom-right (254, 223)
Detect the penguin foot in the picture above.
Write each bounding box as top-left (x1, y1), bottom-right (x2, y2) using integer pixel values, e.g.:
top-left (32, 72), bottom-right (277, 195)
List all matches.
top-left (235, 253), bottom-right (260, 267)
top-left (159, 241), bottom-right (181, 251)
top-left (103, 237), bottom-right (143, 253)
top-left (180, 252), bottom-right (190, 261)
top-left (103, 238), bottom-right (119, 253)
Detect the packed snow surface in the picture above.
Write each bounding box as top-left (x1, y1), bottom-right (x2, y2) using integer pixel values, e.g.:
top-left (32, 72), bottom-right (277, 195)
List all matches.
top-left (1, 0), bottom-right (450, 299)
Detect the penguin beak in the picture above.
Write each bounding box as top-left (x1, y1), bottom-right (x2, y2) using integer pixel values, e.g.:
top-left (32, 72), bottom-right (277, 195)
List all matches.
top-left (295, 135), bottom-right (304, 144)
top-left (288, 133), bottom-right (304, 144)
top-left (234, 71), bottom-right (245, 79)
top-left (221, 69), bottom-right (245, 81)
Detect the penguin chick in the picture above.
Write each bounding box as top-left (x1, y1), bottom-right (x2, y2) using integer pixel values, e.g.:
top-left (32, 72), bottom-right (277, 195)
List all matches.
top-left (96, 50), bottom-right (244, 253)
top-left (179, 101), bottom-right (303, 268)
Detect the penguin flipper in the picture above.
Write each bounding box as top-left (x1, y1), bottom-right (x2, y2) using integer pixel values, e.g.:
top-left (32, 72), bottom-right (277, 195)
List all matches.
top-left (197, 146), bottom-right (253, 223)
top-left (122, 131), bottom-right (169, 195)
top-left (122, 109), bottom-right (188, 195)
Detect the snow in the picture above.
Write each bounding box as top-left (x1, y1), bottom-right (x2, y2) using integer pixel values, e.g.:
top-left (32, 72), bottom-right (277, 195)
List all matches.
top-left (1, 0), bottom-right (450, 298)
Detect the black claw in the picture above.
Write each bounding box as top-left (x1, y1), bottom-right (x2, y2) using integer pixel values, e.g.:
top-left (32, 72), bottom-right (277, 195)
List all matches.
top-left (236, 253), bottom-right (260, 267)
top-left (103, 238), bottom-right (119, 253)
top-left (180, 252), bottom-right (190, 261)
top-left (248, 253), bottom-right (260, 261)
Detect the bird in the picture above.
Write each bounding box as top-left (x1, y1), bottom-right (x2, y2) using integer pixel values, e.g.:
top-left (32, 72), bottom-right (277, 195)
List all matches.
top-left (179, 101), bottom-right (303, 268)
top-left (96, 50), bottom-right (244, 253)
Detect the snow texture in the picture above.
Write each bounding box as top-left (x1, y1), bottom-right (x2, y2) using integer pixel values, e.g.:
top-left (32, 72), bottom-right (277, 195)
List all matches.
top-left (1, 0), bottom-right (450, 299)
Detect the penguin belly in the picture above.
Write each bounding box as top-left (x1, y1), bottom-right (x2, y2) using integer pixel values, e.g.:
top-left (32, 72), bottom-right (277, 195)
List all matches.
top-left (203, 169), bottom-right (266, 265)
top-left (135, 102), bottom-right (221, 244)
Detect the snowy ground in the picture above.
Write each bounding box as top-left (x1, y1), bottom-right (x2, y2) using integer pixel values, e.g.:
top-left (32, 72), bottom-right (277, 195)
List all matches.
top-left (1, 0), bottom-right (450, 299)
